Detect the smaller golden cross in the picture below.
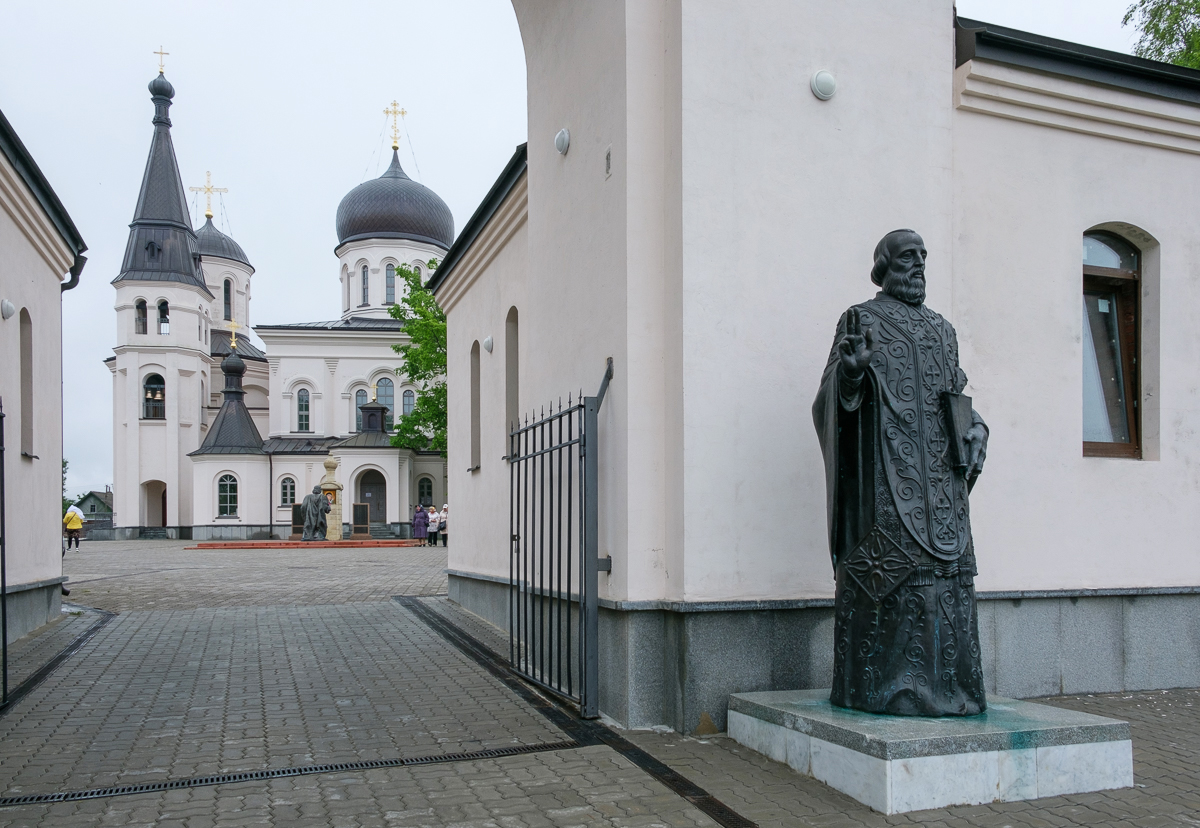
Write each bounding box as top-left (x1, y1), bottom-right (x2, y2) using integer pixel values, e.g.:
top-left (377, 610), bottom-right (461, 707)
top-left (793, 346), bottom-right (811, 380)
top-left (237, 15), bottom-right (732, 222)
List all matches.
top-left (189, 171), bottom-right (228, 219)
top-left (154, 46), bottom-right (169, 73)
top-left (371, 382), bottom-right (378, 401)
top-left (227, 318), bottom-right (241, 350)
top-left (383, 101), bottom-right (406, 150)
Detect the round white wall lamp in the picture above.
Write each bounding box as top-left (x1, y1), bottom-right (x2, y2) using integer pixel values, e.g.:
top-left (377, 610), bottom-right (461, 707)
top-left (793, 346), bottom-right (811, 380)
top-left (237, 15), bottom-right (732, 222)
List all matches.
top-left (811, 70), bottom-right (836, 101)
top-left (483, 336), bottom-right (493, 353)
top-left (555, 128), bottom-right (570, 155)
top-left (0, 299), bottom-right (14, 321)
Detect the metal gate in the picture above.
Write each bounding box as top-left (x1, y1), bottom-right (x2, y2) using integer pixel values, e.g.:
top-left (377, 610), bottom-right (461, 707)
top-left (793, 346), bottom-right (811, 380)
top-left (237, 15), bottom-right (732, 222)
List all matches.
top-left (509, 359), bottom-right (612, 718)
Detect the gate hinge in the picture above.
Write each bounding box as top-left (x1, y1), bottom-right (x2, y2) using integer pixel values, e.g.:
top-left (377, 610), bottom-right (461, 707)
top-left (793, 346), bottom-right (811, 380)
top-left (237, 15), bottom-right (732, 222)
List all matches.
top-left (597, 556), bottom-right (612, 573)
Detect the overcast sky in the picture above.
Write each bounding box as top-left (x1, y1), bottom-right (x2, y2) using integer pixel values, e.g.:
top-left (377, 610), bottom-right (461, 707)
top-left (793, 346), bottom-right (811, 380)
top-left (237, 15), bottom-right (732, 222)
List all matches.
top-left (0, 0), bottom-right (1138, 497)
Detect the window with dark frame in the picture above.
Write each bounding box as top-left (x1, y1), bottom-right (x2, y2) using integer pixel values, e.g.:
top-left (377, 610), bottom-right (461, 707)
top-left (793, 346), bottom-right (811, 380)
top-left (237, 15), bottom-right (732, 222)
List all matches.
top-left (223, 280), bottom-right (233, 321)
top-left (356, 389), bottom-right (368, 431)
top-left (157, 301), bottom-right (170, 335)
top-left (135, 300), bottom-right (148, 335)
top-left (218, 474), bottom-right (238, 516)
top-left (361, 265), bottom-right (369, 305)
top-left (1083, 232), bottom-right (1141, 459)
top-left (297, 388), bottom-right (310, 432)
top-left (402, 389), bottom-right (415, 416)
top-left (386, 264), bottom-right (396, 304)
top-left (143, 374), bottom-right (166, 419)
top-left (377, 377), bottom-right (394, 428)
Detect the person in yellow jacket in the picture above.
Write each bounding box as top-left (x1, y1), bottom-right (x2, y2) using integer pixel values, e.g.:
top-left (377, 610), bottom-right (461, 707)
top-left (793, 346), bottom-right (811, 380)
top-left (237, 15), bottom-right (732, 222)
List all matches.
top-left (63, 505), bottom-right (84, 551)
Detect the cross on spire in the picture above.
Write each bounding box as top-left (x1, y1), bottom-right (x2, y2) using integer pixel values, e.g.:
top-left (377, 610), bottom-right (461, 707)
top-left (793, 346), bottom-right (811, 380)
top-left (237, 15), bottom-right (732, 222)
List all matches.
top-left (189, 171), bottom-right (228, 219)
top-left (154, 46), bottom-right (169, 73)
top-left (383, 101), bottom-right (406, 151)
top-left (227, 318), bottom-right (241, 350)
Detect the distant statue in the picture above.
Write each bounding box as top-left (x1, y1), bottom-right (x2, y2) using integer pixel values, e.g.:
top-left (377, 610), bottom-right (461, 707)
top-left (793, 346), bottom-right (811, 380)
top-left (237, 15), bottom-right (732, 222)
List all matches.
top-left (301, 485), bottom-right (331, 541)
top-left (813, 229), bottom-right (989, 717)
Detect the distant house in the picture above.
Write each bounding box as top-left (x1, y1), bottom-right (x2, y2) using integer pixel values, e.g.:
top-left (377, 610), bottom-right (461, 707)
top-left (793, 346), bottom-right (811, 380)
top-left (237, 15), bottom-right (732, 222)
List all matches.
top-left (74, 489), bottom-right (114, 531)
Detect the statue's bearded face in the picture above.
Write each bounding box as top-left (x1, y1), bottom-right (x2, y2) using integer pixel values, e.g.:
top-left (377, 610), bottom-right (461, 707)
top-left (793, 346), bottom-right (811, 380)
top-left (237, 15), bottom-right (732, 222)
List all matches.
top-left (882, 235), bottom-right (927, 305)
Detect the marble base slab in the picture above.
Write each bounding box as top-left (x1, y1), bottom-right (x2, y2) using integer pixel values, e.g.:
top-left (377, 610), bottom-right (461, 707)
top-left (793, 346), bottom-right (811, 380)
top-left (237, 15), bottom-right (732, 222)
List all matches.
top-left (728, 690), bottom-right (1132, 814)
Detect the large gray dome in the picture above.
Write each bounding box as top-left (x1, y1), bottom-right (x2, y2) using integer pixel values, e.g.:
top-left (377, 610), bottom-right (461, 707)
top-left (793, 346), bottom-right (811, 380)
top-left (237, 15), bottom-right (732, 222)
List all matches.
top-left (335, 151), bottom-right (453, 249)
top-left (196, 216), bottom-right (251, 268)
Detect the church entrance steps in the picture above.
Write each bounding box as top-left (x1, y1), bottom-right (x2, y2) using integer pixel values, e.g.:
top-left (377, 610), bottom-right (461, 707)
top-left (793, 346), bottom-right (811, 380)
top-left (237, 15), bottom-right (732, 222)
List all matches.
top-left (185, 539), bottom-right (424, 550)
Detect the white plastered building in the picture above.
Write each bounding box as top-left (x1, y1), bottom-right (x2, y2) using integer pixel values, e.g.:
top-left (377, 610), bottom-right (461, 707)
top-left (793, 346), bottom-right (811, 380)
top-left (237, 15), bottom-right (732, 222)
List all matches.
top-left (436, 3), bottom-right (1200, 733)
top-left (108, 73), bottom-right (449, 539)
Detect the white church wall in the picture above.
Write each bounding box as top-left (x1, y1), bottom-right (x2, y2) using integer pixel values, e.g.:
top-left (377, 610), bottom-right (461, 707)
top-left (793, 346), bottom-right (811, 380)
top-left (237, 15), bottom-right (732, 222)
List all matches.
top-left (951, 61), bottom-right (1200, 592)
top-left (0, 152), bottom-right (71, 589)
top-left (335, 238), bottom-right (445, 320)
top-left (191, 458), bottom-right (269, 526)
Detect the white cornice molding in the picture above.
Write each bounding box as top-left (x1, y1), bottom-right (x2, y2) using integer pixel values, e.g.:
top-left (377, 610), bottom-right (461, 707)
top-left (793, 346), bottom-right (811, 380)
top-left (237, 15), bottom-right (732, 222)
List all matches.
top-left (435, 174), bottom-right (528, 314)
top-left (0, 149), bottom-right (74, 277)
top-left (956, 59), bottom-right (1200, 155)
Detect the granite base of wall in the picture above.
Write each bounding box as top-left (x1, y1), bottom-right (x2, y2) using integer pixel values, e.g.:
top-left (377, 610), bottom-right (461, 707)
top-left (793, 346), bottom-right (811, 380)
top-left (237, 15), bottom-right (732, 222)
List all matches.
top-left (446, 573), bottom-right (1200, 734)
top-left (3, 579), bottom-right (65, 644)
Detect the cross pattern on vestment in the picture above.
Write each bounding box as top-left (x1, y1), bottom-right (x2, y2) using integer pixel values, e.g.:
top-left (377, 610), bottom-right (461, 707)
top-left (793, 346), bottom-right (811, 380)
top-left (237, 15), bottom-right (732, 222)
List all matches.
top-left (154, 46), bottom-right (169, 73)
top-left (189, 171), bottom-right (228, 219)
top-left (384, 101), bottom-right (406, 150)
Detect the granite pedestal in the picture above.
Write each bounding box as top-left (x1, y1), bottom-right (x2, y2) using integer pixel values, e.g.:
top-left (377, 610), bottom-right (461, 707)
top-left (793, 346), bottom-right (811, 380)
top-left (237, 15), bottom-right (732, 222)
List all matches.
top-left (728, 690), bottom-right (1132, 814)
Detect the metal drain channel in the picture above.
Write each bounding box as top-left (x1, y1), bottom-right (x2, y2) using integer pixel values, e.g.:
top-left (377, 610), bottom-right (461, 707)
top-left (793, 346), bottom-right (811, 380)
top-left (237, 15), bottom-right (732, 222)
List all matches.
top-left (0, 741), bottom-right (579, 808)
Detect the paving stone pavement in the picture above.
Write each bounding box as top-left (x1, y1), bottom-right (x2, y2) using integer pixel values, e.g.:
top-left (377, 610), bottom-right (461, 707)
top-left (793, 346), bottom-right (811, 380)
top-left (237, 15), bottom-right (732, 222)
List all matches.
top-left (0, 540), bottom-right (1195, 826)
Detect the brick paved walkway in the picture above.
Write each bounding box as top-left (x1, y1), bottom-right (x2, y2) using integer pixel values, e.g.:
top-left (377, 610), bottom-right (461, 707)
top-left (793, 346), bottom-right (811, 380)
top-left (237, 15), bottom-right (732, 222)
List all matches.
top-left (0, 540), bottom-right (1191, 826)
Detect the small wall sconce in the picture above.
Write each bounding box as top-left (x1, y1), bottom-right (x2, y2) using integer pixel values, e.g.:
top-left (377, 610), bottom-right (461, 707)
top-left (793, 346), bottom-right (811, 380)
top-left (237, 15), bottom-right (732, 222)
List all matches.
top-left (0, 299), bottom-right (14, 321)
top-left (811, 70), bottom-right (836, 101)
top-left (483, 336), bottom-right (493, 353)
top-left (555, 128), bottom-right (570, 155)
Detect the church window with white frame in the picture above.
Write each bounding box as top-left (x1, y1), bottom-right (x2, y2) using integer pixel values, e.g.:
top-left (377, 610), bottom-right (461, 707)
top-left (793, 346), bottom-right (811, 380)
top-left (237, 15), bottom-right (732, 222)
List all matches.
top-left (361, 265), bottom-right (369, 305)
top-left (143, 374), bottom-right (166, 420)
top-left (1083, 231), bottom-right (1141, 459)
top-left (157, 301), bottom-right (170, 335)
top-left (356, 389), bottom-right (368, 431)
top-left (403, 389), bottom-right (415, 416)
top-left (135, 299), bottom-right (148, 334)
top-left (386, 264), bottom-right (396, 304)
top-left (280, 476), bottom-right (296, 506)
top-left (297, 388), bottom-right (310, 432)
top-left (218, 474), bottom-right (238, 516)
top-left (223, 280), bottom-right (232, 321)
top-left (377, 377), bottom-right (394, 428)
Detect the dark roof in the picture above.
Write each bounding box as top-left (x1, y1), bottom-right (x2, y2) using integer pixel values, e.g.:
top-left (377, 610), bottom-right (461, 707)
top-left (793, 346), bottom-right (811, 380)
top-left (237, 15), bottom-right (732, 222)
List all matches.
top-left (255, 317), bottom-right (406, 332)
top-left (428, 143), bottom-right (526, 296)
top-left (335, 150), bottom-right (454, 249)
top-left (331, 431), bottom-right (396, 449)
top-left (210, 329), bottom-right (267, 361)
top-left (75, 490), bottom-right (113, 511)
top-left (190, 352), bottom-right (264, 455)
top-left (956, 17), bottom-right (1200, 105)
top-left (113, 73), bottom-right (212, 298)
top-left (0, 109), bottom-right (87, 264)
top-left (196, 217), bottom-right (252, 268)
top-left (262, 436), bottom-right (337, 455)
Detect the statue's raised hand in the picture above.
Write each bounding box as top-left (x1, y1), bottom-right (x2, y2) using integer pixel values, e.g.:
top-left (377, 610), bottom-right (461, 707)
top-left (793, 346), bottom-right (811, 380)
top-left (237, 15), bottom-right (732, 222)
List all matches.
top-left (838, 307), bottom-right (874, 379)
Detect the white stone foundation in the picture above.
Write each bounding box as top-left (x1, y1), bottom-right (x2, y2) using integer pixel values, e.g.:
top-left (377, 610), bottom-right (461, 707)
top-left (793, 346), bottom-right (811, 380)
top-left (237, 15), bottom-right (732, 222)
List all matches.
top-left (728, 690), bottom-right (1132, 814)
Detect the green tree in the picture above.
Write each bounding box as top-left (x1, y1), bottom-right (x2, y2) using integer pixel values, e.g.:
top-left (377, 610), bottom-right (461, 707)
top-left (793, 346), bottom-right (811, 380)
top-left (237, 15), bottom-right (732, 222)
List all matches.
top-left (62, 458), bottom-right (72, 516)
top-left (1124, 0), bottom-right (1200, 69)
top-left (389, 261), bottom-right (447, 455)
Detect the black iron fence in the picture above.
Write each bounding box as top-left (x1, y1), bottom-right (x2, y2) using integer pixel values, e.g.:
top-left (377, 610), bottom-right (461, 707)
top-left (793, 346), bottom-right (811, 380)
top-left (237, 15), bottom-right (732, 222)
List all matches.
top-left (509, 359), bottom-right (612, 718)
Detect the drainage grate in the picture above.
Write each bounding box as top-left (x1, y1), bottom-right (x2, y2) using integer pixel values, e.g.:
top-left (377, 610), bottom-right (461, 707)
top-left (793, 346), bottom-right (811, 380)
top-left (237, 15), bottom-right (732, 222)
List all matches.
top-left (0, 741), bottom-right (579, 808)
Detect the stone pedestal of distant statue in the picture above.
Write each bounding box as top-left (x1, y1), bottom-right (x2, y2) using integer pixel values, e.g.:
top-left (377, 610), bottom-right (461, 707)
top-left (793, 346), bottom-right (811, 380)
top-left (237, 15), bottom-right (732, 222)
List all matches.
top-left (321, 456), bottom-right (344, 541)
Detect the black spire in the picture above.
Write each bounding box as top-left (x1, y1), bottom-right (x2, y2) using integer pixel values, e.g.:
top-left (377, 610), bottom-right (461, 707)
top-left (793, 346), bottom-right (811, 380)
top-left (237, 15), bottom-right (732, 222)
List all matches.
top-left (112, 72), bottom-right (211, 296)
top-left (189, 351), bottom-right (264, 456)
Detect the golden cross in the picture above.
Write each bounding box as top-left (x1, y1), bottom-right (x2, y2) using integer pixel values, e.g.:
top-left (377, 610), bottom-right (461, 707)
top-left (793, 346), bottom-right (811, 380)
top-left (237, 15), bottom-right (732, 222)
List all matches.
top-left (227, 318), bottom-right (241, 350)
top-left (383, 101), bottom-right (406, 150)
top-left (371, 382), bottom-right (378, 401)
top-left (154, 46), bottom-right (169, 73)
top-left (189, 171), bottom-right (228, 219)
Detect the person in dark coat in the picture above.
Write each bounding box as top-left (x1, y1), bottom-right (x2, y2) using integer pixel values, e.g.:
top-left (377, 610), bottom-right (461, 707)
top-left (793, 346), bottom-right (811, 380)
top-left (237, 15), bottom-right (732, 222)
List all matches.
top-left (412, 504), bottom-right (429, 543)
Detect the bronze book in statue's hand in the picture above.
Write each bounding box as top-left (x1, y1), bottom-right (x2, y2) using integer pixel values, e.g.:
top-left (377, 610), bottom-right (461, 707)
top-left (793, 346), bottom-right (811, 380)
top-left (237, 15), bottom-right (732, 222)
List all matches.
top-left (943, 391), bottom-right (974, 472)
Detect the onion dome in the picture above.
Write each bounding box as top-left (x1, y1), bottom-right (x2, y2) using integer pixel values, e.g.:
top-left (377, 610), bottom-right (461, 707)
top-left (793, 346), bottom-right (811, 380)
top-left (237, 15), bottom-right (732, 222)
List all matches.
top-left (335, 150), bottom-right (454, 249)
top-left (148, 72), bottom-right (175, 99)
top-left (190, 348), bottom-right (263, 456)
top-left (196, 216), bottom-right (251, 268)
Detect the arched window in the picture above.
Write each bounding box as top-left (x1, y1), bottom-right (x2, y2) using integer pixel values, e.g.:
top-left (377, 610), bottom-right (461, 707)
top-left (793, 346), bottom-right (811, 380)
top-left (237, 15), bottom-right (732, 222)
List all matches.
top-left (418, 477), bottom-right (433, 507)
top-left (223, 280), bottom-right (233, 321)
top-left (297, 388), bottom-right (310, 432)
top-left (204, 311), bottom-right (210, 345)
top-left (377, 377), bottom-right (394, 428)
top-left (19, 309), bottom-right (33, 455)
top-left (402, 389), bottom-right (415, 416)
top-left (470, 340), bottom-right (481, 471)
top-left (135, 300), bottom-right (148, 334)
top-left (506, 306), bottom-right (519, 440)
top-left (280, 477), bottom-right (296, 506)
top-left (200, 379), bottom-right (207, 424)
top-left (218, 474), bottom-right (238, 516)
top-left (197, 306), bottom-right (203, 340)
top-left (361, 265), bottom-right (369, 305)
top-left (143, 374), bottom-right (166, 419)
top-left (413, 264), bottom-right (422, 284)
top-left (1083, 231), bottom-right (1141, 458)
top-left (356, 388), bottom-right (368, 431)
top-left (157, 301), bottom-right (170, 335)
top-left (386, 264), bottom-right (396, 304)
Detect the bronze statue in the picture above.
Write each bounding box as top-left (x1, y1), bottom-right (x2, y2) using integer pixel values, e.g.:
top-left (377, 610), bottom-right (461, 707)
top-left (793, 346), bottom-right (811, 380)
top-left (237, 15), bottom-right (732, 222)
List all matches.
top-left (301, 485), bottom-right (331, 541)
top-left (813, 229), bottom-right (989, 716)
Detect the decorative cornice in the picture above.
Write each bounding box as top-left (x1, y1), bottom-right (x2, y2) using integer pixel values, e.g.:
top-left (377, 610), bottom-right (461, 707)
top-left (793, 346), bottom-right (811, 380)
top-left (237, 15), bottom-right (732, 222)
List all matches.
top-left (956, 58), bottom-right (1200, 155)
top-left (0, 146), bottom-right (75, 276)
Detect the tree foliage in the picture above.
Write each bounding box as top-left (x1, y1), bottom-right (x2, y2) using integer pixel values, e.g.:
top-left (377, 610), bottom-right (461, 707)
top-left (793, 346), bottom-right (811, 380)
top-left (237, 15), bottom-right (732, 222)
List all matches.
top-left (1124, 0), bottom-right (1200, 69)
top-left (389, 261), bottom-right (447, 455)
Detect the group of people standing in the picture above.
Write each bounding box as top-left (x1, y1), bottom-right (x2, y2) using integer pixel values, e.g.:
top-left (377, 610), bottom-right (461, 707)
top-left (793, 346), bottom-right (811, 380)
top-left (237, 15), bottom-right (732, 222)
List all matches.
top-left (412, 504), bottom-right (448, 546)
